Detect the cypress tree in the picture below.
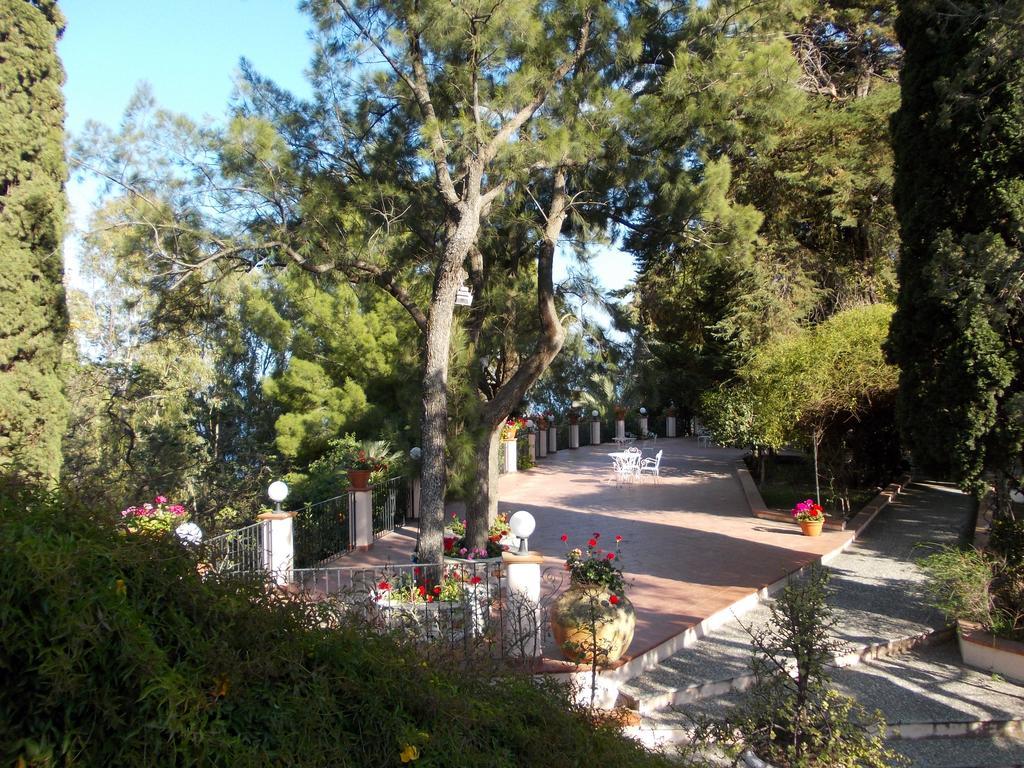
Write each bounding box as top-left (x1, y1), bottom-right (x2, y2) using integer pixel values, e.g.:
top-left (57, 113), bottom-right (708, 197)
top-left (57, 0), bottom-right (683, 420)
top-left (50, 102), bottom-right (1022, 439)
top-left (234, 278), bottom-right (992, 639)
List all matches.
top-left (0, 0), bottom-right (69, 484)
top-left (888, 1), bottom-right (1024, 517)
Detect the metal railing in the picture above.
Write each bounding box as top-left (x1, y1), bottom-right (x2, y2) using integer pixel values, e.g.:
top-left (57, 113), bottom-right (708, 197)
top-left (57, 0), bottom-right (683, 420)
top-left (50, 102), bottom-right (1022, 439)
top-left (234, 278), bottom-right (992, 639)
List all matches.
top-left (204, 520), bottom-right (269, 576)
top-left (289, 559), bottom-right (549, 656)
top-left (372, 476), bottom-right (406, 539)
top-left (292, 494), bottom-right (353, 568)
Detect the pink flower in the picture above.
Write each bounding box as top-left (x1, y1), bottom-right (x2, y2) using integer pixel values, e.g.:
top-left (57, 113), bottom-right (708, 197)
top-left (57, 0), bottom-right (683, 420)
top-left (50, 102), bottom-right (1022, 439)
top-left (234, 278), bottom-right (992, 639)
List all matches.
top-left (154, 495), bottom-right (168, 504)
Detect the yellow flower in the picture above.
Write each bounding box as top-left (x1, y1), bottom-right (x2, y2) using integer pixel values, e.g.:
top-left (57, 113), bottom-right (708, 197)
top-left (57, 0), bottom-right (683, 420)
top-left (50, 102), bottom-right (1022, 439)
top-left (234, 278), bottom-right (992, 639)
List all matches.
top-left (114, 579), bottom-right (127, 597)
top-left (399, 744), bottom-right (419, 763)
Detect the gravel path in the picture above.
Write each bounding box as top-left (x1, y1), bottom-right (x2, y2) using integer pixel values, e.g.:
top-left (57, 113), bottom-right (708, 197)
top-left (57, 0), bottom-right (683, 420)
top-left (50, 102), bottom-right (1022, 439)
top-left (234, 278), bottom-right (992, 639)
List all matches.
top-left (622, 480), bottom-right (1024, 766)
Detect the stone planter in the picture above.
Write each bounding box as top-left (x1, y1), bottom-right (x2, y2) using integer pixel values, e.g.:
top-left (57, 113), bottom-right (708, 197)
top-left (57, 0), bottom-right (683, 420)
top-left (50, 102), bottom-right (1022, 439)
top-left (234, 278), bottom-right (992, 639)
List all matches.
top-left (550, 584), bottom-right (635, 664)
top-left (958, 620), bottom-right (1024, 683)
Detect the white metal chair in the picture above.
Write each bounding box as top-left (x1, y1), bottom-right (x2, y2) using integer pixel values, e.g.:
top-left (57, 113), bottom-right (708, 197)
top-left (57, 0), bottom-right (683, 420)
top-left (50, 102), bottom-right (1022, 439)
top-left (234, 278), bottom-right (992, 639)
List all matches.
top-left (639, 450), bottom-right (663, 483)
top-left (611, 451), bottom-right (642, 484)
top-left (697, 430), bottom-right (712, 448)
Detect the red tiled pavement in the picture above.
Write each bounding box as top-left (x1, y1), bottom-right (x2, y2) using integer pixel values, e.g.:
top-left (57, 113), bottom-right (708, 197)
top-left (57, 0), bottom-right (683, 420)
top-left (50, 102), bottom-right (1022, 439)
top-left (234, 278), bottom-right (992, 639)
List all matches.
top-left (338, 438), bottom-right (852, 663)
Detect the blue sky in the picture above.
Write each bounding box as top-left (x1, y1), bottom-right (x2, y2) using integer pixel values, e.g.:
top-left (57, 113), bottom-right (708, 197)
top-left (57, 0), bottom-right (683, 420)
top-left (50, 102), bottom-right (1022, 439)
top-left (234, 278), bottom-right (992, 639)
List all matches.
top-left (59, 0), bottom-right (634, 295)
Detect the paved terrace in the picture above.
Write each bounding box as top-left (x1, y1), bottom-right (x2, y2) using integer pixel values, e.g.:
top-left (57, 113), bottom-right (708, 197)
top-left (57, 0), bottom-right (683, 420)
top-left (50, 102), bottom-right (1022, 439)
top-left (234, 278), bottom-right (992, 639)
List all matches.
top-left (340, 437), bottom-right (860, 665)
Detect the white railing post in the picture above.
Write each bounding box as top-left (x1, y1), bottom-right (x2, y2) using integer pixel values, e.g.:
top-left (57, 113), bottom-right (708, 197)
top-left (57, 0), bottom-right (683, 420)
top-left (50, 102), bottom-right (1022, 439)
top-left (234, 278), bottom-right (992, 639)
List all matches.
top-left (569, 421), bottom-right (580, 449)
top-left (529, 429), bottom-right (537, 461)
top-left (502, 439), bottom-right (518, 473)
top-left (591, 417), bottom-right (601, 445)
top-left (409, 476), bottom-right (420, 519)
top-left (351, 488), bottom-right (373, 549)
top-left (548, 424), bottom-right (557, 453)
top-left (503, 552), bottom-right (544, 657)
top-left (256, 511), bottom-right (295, 585)
top-left (666, 415), bottom-right (677, 438)
top-left (537, 426), bottom-right (547, 458)
top-left (639, 415), bottom-right (648, 436)
top-left (615, 418), bottom-right (626, 440)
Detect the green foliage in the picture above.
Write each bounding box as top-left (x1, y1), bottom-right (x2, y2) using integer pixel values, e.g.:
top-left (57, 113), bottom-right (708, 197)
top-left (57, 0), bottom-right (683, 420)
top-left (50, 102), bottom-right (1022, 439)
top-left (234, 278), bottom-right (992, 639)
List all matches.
top-left (888, 0), bottom-right (1024, 505)
top-left (0, 487), bottom-right (676, 768)
top-left (698, 566), bottom-right (901, 767)
top-left (918, 547), bottom-right (1024, 641)
top-left (702, 304), bottom-right (898, 449)
top-left (630, 0), bottom-right (902, 410)
top-left (0, 0), bottom-right (68, 484)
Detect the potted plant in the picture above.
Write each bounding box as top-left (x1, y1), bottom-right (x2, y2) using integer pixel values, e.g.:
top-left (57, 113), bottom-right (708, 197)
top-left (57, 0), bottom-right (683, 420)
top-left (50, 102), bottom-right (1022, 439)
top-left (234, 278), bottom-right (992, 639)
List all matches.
top-left (567, 409), bottom-right (580, 425)
top-left (344, 439), bottom-right (399, 490)
top-left (371, 565), bottom-right (492, 642)
top-left (550, 533), bottom-right (635, 664)
top-left (918, 547), bottom-right (1024, 682)
top-left (119, 495), bottom-right (189, 536)
top-left (500, 417), bottom-right (525, 442)
top-left (444, 512), bottom-right (511, 562)
top-left (613, 404), bottom-right (627, 420)
top-left (792, 498), bottom-right (827, 537)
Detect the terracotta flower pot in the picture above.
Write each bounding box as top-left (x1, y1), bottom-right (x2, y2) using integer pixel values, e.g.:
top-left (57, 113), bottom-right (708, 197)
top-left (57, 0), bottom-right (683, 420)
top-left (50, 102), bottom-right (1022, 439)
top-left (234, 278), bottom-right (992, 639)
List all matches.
top-left (550, 583), bottom-right (635, 664)
top-left (347, 469), bottom-right (372, 490)
top-left (798, 518), bottom-right (824, 536)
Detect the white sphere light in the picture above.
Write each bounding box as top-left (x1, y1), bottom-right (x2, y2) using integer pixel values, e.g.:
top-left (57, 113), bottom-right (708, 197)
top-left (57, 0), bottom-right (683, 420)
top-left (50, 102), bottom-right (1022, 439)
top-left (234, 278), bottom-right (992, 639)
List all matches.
top-left (175, 521), bottom-right (203, 546)
top-left (509, 510), bottom-right (536, 540)
top-left (526, 419), bottom-right (535, 429)
top-left (1011, 488), bottom-right (1024, 504)
top-left (409, 446), bottom-right (422, 460)
top-left (268, 480), bottom-right (289, 503)
top-left (591, 409), bottom-right (599, 417)
top-left (640, 407), bottom-right (647, 415)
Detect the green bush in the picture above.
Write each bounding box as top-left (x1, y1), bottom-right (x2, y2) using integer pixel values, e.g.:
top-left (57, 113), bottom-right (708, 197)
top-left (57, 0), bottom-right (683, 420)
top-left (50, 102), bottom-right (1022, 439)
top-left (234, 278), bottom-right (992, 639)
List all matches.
top-left (0, 488), bottom-right (675, 768)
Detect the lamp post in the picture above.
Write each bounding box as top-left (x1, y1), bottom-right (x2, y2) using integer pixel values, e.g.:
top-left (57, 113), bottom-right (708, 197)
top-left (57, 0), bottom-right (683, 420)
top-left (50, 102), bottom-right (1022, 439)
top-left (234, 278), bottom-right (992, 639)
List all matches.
top-left (268, 480), bottom-right (289, 513)
top-left (508, 510), bottom-right (536, 555)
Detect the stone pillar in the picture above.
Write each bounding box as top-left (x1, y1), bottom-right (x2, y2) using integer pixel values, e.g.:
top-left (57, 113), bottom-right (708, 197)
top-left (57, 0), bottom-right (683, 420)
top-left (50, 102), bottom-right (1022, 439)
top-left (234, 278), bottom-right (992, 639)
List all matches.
top-left (639, 415), bottom-right (648, 436)
top-left (256, 511), bottom-right (295, 585)
top-left (537, 427), bottom-right (548, 458)
top-left (529, 430), bottom-right (537, 461)
top-left (502, 439), bottom-right (518, 474)
top-left (548, 425), bottom-right (557, 453)
top-left (591, 418), bottom-right (601, 445)
top-left (615, 419), bottom-right (626, 440)
top-left (569, 423), bottom-right (580, 449)
top-left (666, 416), bottom-right (677, 438)
top-left (503, 551), bottom-right (544, 657)
top-left (351, 488), bottom-right (373, 550)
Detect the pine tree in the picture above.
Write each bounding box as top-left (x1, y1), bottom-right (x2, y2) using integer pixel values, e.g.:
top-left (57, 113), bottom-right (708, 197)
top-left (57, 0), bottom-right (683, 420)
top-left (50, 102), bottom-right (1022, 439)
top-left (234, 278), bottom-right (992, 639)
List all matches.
top-left (0, 0), bottom-right (69, 484)
top-left (888, 0), bottom-right (1024, 520)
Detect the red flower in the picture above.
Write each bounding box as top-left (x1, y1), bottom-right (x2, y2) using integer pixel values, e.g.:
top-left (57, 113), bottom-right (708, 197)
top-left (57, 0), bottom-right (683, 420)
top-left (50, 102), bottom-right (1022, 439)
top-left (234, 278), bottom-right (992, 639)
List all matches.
top-left (377, 580), bottom-right (391, 590)
top-left (414, 567), bottom-right (422, 576)
top-left (606, 553), bottom-right (615, 561)
top-left (560, 534), bottom-right (568, 542)
top-left (609, 595), bottom-right (620, 605)
top-left (433, 585), bottom-right (442, 594)
top-left (615, 535), bottom-right (623, 542)
top-left (417, 585), bottom-right (426, 596)
top-left (593, 532), bottom-right (601, 539)
top-left (426, 595), bottom-right (434, 602)
top-left (588, 538), bottom-right (597, 547)
top-left (469, 575), bottom-right (482, 585)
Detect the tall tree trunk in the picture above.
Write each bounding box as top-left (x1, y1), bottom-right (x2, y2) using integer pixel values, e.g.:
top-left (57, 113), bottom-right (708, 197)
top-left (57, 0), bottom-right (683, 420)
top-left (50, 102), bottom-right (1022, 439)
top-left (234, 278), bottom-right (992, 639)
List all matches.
top-left (469, 425), bottom-right (502, 531)
top-left (464, 168), bottom-right (570, 550)
top-left (418, 213), bottom-right (480, 564)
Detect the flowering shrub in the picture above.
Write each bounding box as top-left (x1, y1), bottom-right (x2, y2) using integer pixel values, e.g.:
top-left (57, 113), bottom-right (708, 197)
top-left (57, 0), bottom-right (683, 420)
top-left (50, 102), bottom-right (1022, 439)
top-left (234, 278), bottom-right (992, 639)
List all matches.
top-left (561, 533), bottom-right (625, 594)
top-left (500, 417), bottom-right (526, 441)
top-left (792, 498), bottom-right (826, 522)
top-left (374, 565), bottom-right (485, 604)
top-left (120, 495), bottom-right (188, 535)
top-left (445, 512), bottom-right (510, 558)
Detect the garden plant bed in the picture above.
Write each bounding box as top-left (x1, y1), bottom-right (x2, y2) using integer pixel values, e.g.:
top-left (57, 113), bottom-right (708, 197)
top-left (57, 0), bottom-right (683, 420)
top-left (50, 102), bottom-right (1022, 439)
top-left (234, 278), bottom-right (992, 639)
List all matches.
top-left (740, 453), bottom-right (884, 530)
